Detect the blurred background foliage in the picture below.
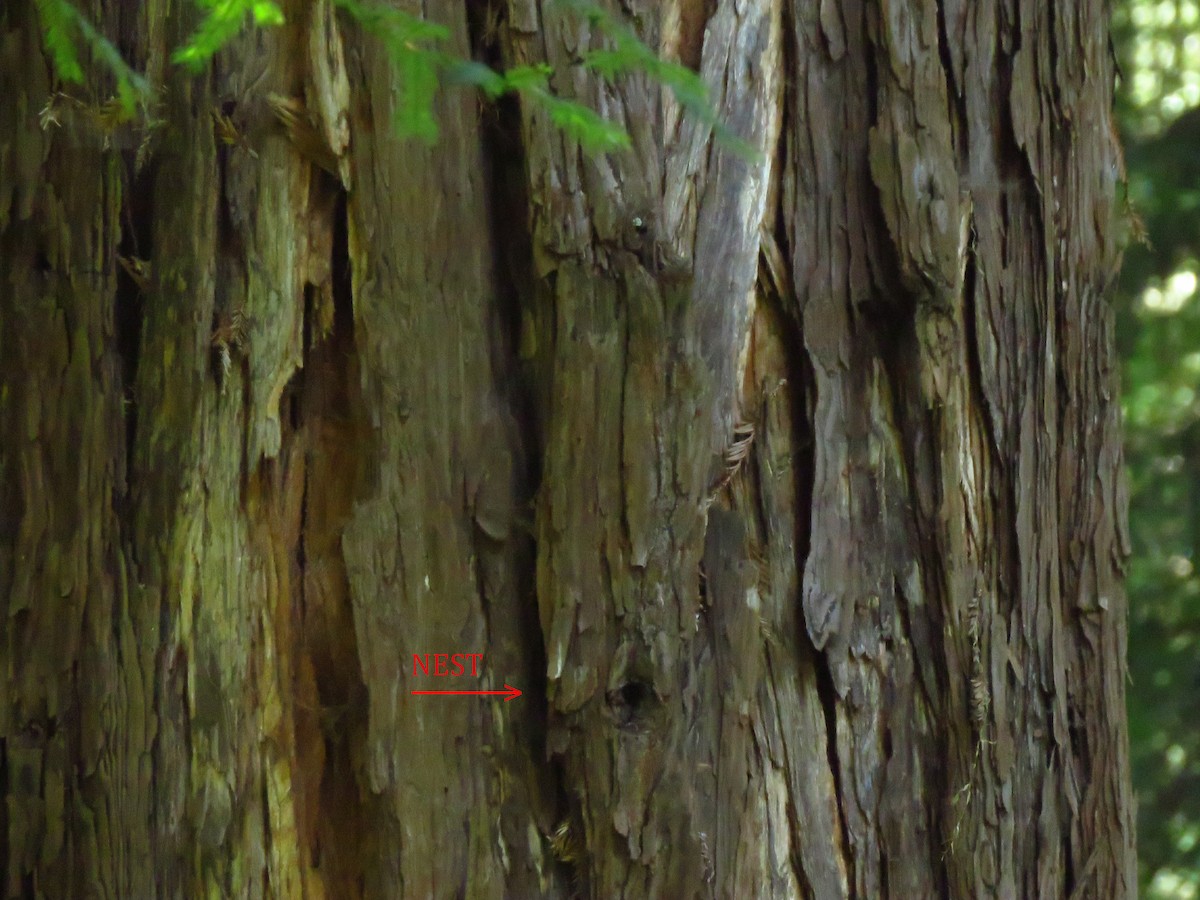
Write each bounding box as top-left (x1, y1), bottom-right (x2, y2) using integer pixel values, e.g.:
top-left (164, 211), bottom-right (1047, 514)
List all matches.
top-left (1114, 0), bottom-right (1200, 895)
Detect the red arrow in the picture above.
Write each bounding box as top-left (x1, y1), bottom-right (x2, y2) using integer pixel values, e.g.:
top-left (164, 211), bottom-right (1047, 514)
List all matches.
top-left (411, 684), bottom-right (522, 702)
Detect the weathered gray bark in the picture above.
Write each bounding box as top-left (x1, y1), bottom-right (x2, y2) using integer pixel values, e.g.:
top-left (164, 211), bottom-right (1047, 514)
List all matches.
top-left (1, 0), bottom-right (1136, 897)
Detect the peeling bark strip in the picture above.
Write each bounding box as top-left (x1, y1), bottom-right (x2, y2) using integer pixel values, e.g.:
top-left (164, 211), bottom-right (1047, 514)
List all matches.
top-left (0, 0), bottom-right (1133, 898)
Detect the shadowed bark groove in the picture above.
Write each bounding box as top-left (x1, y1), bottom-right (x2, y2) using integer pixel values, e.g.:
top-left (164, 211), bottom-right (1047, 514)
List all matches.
top-left (0, 0), bottom-right (1134, 896)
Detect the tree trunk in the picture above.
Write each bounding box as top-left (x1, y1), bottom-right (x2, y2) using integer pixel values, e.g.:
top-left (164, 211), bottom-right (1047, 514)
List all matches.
top-left (0, 0), bottom-right (1137, 897)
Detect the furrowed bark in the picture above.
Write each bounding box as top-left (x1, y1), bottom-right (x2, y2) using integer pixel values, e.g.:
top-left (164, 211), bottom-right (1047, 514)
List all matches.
top-left (0, 0), bottom-right (1135, 897)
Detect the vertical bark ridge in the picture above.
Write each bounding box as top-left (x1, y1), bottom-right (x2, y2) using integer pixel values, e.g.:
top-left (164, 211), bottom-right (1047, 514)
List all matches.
top-left (340, 2), bottom-right (559, 894)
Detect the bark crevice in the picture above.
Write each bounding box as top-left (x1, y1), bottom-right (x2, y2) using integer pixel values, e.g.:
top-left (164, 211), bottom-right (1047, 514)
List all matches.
top-left (812, 643), bottom-right (856, 899)
top-left (115, 161), bottom-right (152, 511)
